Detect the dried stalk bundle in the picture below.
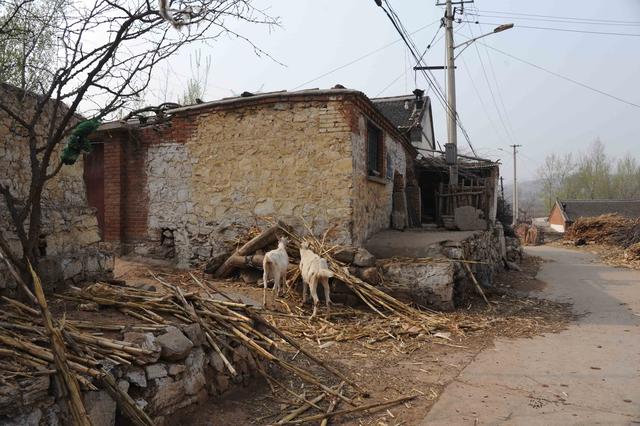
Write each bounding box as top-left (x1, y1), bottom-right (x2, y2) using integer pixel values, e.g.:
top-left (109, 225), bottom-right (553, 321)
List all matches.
top-left (566, 213), bottom-right (640, 248)
top-left (276, 224), bottom-right (453, 334)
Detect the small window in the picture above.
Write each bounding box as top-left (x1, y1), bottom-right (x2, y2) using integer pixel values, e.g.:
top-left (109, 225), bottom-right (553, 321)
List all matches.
top-left (366, 121), bottom-right (384, 176)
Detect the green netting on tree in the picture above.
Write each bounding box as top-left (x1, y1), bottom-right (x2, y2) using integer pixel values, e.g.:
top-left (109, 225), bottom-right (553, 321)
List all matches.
top-left (61, 119), bottom-right (101, 165)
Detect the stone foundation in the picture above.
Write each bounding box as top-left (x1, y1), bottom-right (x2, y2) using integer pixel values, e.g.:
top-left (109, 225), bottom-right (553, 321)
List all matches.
top-left (0, 324), bottom-right (258, 426)
top-left (378, 225), bottom-right (506, 310)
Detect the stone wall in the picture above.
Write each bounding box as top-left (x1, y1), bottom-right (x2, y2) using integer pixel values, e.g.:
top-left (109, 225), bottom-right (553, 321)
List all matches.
top-left (351, 114), bottom-right (407, 245)
top-left (0, 84), bottom-right (113, 291)
top-left (0, 323), bottom-right (258, 426)
top-left (380, 226), bottom-right (506, 310)
top-left (100, 92), bottom-right (415, 266)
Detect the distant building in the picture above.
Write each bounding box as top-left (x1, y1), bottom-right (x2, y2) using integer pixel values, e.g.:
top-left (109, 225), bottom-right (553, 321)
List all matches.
top-left (548, 199), bottom-right (640, 232)
top-left (371, 89), bottom-right (435, 154)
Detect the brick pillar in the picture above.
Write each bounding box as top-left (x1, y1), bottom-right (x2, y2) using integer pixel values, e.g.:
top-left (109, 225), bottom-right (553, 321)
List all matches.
top-left (103, 137), bottom-right (124, 243)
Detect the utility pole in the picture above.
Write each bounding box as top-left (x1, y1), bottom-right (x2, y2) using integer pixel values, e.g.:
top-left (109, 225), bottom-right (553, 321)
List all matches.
top-left (444, 0), bottom-right (458, 186)
top-left (510, 144), bottom-right (522, 225)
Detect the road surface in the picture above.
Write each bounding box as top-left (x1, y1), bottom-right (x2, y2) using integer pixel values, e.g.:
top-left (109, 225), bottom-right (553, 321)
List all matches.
top-left (421, 245), bottom-right (640, 425)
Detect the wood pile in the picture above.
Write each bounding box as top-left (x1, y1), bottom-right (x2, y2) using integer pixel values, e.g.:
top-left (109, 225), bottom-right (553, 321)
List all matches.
top-left (565, 214), bottom-right (640, 248)
top-left (515, 223), bottom-right (544, 246)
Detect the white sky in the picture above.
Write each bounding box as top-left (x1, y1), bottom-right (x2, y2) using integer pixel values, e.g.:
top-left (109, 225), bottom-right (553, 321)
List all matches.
top-left (145, 0), bottom-right (640, 183)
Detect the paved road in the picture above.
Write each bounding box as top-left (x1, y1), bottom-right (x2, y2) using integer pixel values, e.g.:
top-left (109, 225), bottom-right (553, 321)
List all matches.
top-left (421, 246), bottom-right (640, 425)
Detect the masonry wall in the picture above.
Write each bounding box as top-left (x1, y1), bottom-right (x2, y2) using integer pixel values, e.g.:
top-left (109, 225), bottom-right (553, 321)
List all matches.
top-left (99, 95), bottom-right (414, 265)
top-left (0, 84), bottom-right (113, 291)
top-left (351, 112), bottom-right (407, 245)
top-left (548, 203), bottom-right (566, 232)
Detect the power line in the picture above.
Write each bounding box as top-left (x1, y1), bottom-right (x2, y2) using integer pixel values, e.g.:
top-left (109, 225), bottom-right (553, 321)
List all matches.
top-left (291, 19), bottom-right (441, 91)
top-left (465, 20), bottom-right (515, 147)
top-left (467, 9), bottom-right (519, 144)
top-left (462, 20), bottom-right (640, 37)
top-left (459, 53), bottom-right (508, 146)
top-left (473, 39), bottom-right (640, 109)
top-left (474, 9), bottom-right (640, 26)
top-left (379, 0), bottom-right (479, 156)
top-left (375, 24), bottom-right (446, 97)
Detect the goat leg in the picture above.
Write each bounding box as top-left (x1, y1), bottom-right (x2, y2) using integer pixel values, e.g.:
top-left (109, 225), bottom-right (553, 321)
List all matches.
top-left (262, 271), bottom-right (268, 307)
top-left (301, 280), bottom-right (308, 306)
top-left (321, 278), bottom-right (332, 318)
top-left (309, 279), bottom-right (319, 319)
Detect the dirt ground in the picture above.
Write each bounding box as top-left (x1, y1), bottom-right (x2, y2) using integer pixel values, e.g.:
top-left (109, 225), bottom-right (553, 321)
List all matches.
top-left (102, 255), bottom-right (573, 426)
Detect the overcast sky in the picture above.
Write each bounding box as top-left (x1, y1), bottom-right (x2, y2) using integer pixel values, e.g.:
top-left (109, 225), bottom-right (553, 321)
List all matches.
top-left (146, 0), bottom-right (640, 182)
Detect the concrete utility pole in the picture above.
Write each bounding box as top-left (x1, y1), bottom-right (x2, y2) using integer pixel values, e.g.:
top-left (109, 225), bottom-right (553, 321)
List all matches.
top-left (510, 144), bottom-right (522, 225)
top-left (444, 0), bottom-right (458, 186)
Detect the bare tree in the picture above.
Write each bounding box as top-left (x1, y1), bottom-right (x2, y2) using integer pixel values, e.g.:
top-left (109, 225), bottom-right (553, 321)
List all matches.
top-left (0, 0), bottom-right (278, 289)
top-left (612, 153), bottom-right (640, 199)
top-left (537, 152), bottom-right (576, 211)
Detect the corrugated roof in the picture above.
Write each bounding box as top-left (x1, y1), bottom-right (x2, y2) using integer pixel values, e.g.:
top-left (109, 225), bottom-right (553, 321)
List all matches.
top-left (371, 95), bottom-right (422, 131)
top-left (559, 199), bottom-right (640, 222)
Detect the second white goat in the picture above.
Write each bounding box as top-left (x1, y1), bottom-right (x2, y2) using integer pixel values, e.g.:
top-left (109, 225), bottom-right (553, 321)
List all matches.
top-left (299, 242), bottom-right (333, 319)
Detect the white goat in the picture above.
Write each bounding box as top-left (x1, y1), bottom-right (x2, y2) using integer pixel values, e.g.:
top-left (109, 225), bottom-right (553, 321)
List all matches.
top-left (262, 236), bottom-right (289, 306)
top-left (299, 242), bottom-right (333, 319)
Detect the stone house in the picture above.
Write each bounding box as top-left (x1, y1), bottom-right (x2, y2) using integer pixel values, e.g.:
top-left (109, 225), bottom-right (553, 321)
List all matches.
top-left (549, 199), bottom-right (640, 232)
top-left (89, 88), bottom-right (421, 265)
top-left (0, 83), bottom-right (113, 291)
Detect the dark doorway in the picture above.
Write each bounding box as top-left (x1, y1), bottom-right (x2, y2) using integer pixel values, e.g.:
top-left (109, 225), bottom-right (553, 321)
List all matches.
top-left (83, 143), bottom-right (104, 237)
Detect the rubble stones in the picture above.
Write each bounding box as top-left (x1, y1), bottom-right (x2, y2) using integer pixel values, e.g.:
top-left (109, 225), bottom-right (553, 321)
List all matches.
top-left (332, 246), bottom-right (356, 264)
top-left (168, 364), bottom-right (186, 376)
top-left (353, 248), bottom-right (376, 267)
top-left (125, 367), bottom-right (147, 388)
top-left (183, 348), bottom-right (207, 395)
top-left (123, 332), bottom-right (161, 364)
top-left (181, 323), bottom-right (206, 347)
top-left (209, 352), bottom-right (225, 372)
top-left (2, 409), bottom-right (42, 426)
top-left (84, 390), bottom-right (116, 426)
top-left (150, 377), bottom-right (185, 413)
top-left (145, 364), bottom-right (168, 380)
top-left (156, 326), bottom-right (194, 361)
top-left (355, 267), bottom-right (380, 285)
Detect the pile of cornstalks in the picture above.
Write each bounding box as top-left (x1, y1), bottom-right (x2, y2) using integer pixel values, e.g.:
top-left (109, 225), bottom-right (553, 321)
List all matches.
top-left (0, 268), bottom-right (423, 424)
top-left (566, 214), bottom-right (640, 248)
top-left (565, 214), bottom-right (640, 262)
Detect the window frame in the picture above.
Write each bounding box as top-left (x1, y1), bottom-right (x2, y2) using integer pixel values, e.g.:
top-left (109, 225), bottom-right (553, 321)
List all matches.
top-left (366, 120), bottom-right (384, 178)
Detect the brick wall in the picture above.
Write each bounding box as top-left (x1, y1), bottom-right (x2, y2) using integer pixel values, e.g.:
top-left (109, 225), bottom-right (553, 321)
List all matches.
top-left (548, 203), bottom-right (566, 232)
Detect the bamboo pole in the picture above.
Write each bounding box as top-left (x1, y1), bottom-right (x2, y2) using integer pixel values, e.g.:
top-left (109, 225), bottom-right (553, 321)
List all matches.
top-left (28, 262), bottom-right (92, 426)
top-left (282, 394), bottom-right (419, 424)
top-left (248, 311), bottom-right (367, 396)
top-left (462, 262), bottom-right (491, 307)
top-left (320, 382), bottom-right (345, 426)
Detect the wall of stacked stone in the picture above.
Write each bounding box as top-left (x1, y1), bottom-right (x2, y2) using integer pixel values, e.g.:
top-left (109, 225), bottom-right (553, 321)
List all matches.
top-left (102, 95), bottom-right (414, 267)
top-left (350, 112), bottom-right (407, 245)
top-left (380, 225), bottom-right (507, 310)
top-left (0, 84), bottom-right (113, 291)
top-left (0, 323), bottom-right (259, 426)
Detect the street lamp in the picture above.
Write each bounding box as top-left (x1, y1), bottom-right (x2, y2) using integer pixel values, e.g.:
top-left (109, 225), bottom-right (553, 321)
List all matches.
top-left (454, 23), bottom-right (514, 59)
